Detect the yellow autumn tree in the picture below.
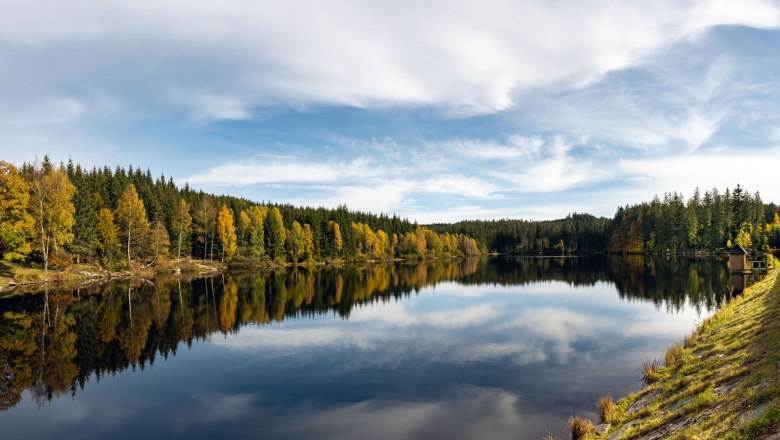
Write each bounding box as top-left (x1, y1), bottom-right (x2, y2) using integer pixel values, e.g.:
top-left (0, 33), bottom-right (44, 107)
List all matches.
top-left (286, 221), bottom-right (305, 263)
top-left (94, 208), bottom-right (119, 264)
top-left (26, 164), bottom-right (76, 272)
top-left (246, 206), bottom-right (268, 256)
top-left (303, 223), bottom-right (315, 260)
top-left (328, 221), bottom-right (342, 256)
top-left (0, 161), bottom-right (35, 261)
top-left (217, 205), bottom-right (237, 262)
top-left (149, 221), bottom-right (170, 260)
top-left (115, 185), bottom-right (150, 262)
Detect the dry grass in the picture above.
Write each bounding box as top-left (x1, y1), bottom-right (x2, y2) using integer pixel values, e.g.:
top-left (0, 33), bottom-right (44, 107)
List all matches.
top-left (568, 416), bottom-right (596, 440)
top-left (597, 394), bottom-right (618, 424)
top-left (665, 342), bottom-right (684, 368)
top-left (642, 359), bottom-right (661, 385)
top-left (683, 330), bottom-right (699, 348)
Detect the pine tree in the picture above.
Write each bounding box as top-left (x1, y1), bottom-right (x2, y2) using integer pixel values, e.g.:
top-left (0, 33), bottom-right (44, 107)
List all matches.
top-left (265, 207), bottom-right (286, 259)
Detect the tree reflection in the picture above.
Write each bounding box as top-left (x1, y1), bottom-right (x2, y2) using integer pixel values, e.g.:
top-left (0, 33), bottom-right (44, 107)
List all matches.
top-left (0, 256), bottom-right (737, 411)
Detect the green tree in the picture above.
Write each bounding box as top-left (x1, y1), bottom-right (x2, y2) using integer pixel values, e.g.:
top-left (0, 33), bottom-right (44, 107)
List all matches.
top-left (265, 207), bottom-right (286, 259)
top-left (171, 199), bottom-right (192, 260)
top-left (0, 161), bottom-right (34, 261)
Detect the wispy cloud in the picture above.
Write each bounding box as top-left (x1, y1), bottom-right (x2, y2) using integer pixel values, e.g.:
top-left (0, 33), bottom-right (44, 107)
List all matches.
top-left (3, 2), bottom-right (780, 221)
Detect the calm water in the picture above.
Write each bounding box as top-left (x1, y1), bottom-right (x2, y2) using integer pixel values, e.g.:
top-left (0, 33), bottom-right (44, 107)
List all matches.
top-left (0, 256), bottom-right (738, 439)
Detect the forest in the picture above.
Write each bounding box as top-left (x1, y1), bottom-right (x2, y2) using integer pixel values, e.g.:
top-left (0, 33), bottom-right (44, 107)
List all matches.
top-left (0, 158), bottom-right (481, 273)
top-left (607, 186), bottom-right (780, 254)
top-left (2, 157), bottom-right (779, 273)
top-left (438, 187), bottom-right (780, 255)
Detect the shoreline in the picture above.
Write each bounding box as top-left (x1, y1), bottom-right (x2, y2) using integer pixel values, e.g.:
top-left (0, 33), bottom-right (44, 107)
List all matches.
top-left (569, 267), bottom-right (780, 439)
top-left (0, 254), bottom-right (484, 296)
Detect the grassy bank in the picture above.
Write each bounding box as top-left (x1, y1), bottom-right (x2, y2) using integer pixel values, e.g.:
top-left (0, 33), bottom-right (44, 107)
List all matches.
top-left (568, 267), bottom-right (780, 439)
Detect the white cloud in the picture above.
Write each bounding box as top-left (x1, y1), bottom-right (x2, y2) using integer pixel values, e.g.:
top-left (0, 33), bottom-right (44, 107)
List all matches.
top-left (184, 158), bottom-right (381, 186)
top-left (0, 0), bottom-right (777, 117)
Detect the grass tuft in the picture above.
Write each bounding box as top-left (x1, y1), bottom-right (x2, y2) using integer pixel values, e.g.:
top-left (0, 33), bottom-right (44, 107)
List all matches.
top-left (683, 330), bottom-right (698, 348)
top-left (597, 394), bottom-right (618, 424)
top-left (568, 416), bottom-right (596, 440)
top-left (665, 342), bottom-right (684, 368)
top-left (642, 359), bottom-right (661, 385)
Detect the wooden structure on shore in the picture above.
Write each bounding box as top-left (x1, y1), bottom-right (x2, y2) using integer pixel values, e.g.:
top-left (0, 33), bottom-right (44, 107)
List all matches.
top-left (728, 244), bottom-right (769, 273)
top-left (728, 245), bottom-right (747, 273)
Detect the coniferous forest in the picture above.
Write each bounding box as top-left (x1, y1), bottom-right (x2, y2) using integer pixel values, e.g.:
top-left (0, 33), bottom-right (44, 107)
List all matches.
top-left (2, 157), bottom-right (779, 275)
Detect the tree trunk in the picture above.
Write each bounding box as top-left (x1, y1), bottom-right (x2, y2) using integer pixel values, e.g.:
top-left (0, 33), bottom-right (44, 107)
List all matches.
top-left (127, 224), bottom-right (132, 262)
top-left (210, 220), bottom-right (216, 260)
top-left (178, 227), bottom-right (183, 261)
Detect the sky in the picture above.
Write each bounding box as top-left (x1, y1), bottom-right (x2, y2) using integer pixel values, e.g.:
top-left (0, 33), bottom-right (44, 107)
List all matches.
top-left (2, 0), bottom-right (780, 223)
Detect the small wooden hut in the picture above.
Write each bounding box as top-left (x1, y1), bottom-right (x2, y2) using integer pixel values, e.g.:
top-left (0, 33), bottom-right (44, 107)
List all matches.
top-left (728, 244), bottom-right (747, 273)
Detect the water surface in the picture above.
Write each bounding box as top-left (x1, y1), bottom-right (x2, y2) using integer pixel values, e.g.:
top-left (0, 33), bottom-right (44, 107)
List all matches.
top-left (0, 257), bottom-right (735, 439)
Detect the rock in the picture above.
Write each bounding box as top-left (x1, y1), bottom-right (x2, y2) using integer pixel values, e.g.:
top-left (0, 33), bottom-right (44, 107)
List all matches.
top-left (627, 389), bottom-right (661, 415)
top-left (714, 379), bottom-right (742, 395)
top-left (607, 421), bottom-right (637, 440)
top-left (664, 395), bottom-right (693, 413)
top-left (741, 401), bottom-right (772, 423)
top-left (595, 423), bottom-right (611, 434)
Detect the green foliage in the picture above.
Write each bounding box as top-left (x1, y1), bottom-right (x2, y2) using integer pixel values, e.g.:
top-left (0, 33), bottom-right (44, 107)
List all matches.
top-left (265, 207), bottom-right (286, 260)
top-left (608, 186), bottom-right (779, 253)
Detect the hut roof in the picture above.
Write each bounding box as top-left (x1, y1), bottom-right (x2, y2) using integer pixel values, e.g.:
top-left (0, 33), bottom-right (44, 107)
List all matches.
top-left (728, 244), bottom-right (748, 254)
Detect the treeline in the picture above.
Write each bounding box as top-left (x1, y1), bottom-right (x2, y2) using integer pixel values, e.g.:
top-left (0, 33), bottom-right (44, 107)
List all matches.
top-left (432, 213), bottom-right (611, 254)
top-left (0, 158), bottom-right (481, 270)
top-left (608, 186), bottom-right (780, 253)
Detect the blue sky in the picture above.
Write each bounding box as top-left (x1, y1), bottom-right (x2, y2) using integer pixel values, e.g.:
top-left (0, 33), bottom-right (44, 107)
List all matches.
top-left (2, 1), bottom-right (780, 222)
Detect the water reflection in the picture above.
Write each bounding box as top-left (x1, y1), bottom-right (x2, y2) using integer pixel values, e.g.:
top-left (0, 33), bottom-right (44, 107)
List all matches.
top-left (0, 256), bottom-right (736, 439)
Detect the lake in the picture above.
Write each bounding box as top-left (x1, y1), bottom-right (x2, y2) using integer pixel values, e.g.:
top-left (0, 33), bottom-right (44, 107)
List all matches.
top-left (0, 256), bottom-right (738, 439)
